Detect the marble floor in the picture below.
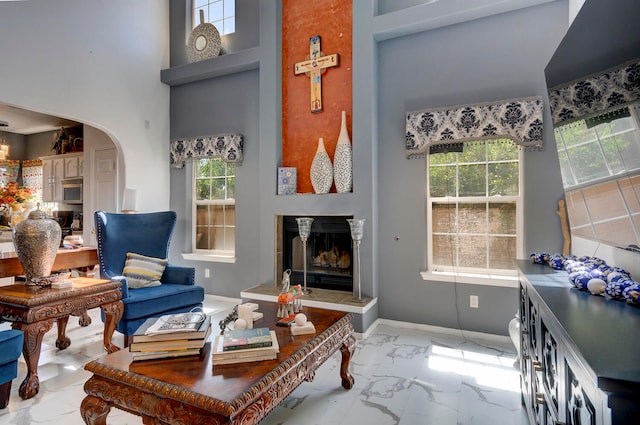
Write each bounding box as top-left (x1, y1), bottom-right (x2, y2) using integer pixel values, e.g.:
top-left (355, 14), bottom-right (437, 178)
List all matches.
top-left (0, 295), bottom-right (528, 425)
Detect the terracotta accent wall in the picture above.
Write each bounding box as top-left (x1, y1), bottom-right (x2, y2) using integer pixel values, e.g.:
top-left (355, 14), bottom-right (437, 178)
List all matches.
top-left (282, 0), bottom-right (353, 194)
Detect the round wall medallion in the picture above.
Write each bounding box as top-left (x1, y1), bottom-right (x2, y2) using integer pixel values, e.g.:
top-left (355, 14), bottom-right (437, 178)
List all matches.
top-left (187, 23), bottom-right (221, 63)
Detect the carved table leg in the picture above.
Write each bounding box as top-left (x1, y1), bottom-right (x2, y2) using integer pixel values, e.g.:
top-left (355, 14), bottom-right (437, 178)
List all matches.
top-left (14, 319), bottom-right (54, 399)
top-left (78, 310), bottom-right (92, 327)
top-left (102, 300), bottom-right (123, 353)
top-left (339, 335), bottom-right (356, 389)
top-left (56, 316), bottom-right (71, 349)
top-left (80, 395), bottom-right (111, 425)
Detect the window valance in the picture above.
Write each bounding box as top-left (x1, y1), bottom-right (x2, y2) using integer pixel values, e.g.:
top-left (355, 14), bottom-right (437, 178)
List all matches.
top-left (548, 59), bottom-right (640, 126)
top-left (405, 97), bottom-right (544, 159)
top-left (170, 133), bottom-right (243, 168)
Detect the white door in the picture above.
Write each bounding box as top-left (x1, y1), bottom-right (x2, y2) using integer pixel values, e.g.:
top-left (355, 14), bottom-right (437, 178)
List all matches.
top-left (88, 148), bottom-right (117, 245)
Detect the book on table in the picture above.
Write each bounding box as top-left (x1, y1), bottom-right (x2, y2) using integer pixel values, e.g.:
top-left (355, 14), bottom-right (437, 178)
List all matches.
top-left (141, 312), bottom-right (208, 336)
top-left (132, 314), bottom-right (211, 343)
top-left (131, 347), bottom-right (203, 361)
top-left (222, 327), bottom-right (273, 352)
top-left (212, 331), bottom-right (279, 365)
top-left (130, 323), bottom-right (212, 352)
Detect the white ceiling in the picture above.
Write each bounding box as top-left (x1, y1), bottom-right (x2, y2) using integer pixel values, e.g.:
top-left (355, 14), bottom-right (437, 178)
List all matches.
top-left (0, 104), bottom-right (81, 136)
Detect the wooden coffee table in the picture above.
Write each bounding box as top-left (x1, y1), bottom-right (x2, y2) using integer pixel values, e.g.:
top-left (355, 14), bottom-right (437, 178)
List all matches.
top-left (0, 277), bottom-right (123, 399)
top-left (81, 301), bottom-right (355, 425)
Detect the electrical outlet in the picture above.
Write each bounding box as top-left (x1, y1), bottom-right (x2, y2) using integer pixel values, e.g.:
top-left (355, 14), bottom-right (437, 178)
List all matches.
top-left (204, 268), bottom-right (210, 278)
top-left (470, 295), bottom-right (479, 308)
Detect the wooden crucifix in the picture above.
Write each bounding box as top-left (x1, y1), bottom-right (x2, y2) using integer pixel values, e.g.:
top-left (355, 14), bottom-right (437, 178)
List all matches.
top-left (294, 35), bottom-right (339, 113)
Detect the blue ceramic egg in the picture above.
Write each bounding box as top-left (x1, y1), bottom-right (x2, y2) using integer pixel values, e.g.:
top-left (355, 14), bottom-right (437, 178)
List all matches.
top-left (605, 277), bottom-right (634, 300)
top-left (548, 255), bottom-right (564, 270)
top-left (622, 283), bottom-right (640, 304)
top-left (573, 272), bottom-right (593, 290)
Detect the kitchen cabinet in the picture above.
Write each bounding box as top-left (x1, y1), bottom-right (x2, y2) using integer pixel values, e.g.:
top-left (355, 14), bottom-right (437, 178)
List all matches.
top-left (41, 153), bottom-right (83, 202)
top-left (517, 260), bottom-right (640, 425)
top-left (64, 154), bottom-right (83, 178)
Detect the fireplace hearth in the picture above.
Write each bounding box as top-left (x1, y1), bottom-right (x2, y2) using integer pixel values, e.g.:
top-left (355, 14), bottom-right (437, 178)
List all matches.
top-left (277, 215), bottom-right (353, 292)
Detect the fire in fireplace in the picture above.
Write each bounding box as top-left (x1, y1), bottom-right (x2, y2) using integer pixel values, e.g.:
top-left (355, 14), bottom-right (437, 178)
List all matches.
top-left (278, 215), bottom-right (353, 292)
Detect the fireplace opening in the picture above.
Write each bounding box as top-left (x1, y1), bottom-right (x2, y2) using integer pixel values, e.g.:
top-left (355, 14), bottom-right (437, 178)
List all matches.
top-left (278, 215), bottom-right (353, 292)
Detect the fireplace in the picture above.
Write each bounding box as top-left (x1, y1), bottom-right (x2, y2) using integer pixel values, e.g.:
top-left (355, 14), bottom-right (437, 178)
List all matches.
top-left (277, 215), bottom-right (353, 292)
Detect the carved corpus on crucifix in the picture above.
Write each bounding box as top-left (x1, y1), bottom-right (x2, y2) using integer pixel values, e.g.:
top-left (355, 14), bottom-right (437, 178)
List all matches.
top-left (294, 35), bottom-right (339, 113)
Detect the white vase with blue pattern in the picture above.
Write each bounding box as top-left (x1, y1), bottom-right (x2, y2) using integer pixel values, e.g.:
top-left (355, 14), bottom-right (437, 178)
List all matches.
top-left (333, 111), bottom-right (353, 193)
top-left (310, 138), bottom-right (333, 194)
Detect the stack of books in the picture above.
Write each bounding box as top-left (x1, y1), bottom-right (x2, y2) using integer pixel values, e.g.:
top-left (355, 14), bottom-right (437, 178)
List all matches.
top-left (212, 327), bottom-right (279, 365)
top-left (130, 314), bottom-right (212, 361)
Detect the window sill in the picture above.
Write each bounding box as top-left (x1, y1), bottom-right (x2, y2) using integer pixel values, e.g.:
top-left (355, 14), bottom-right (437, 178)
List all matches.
top-left (420, 270), bottom-right (518, 288)
top-left (182, 253), bottom-right (237, 264)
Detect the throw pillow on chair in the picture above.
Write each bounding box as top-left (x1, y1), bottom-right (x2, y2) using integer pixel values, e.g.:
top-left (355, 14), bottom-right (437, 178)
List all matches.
top-left (123, 252), bottom-right (167, 288)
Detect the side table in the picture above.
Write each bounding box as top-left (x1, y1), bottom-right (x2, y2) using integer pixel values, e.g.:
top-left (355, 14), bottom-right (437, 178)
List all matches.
top-left (0, 277), bottom-right (123, 399)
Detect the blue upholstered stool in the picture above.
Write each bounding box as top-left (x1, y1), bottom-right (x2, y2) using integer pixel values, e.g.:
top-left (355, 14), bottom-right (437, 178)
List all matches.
top-left (0, 329), bottom-right (24, 409)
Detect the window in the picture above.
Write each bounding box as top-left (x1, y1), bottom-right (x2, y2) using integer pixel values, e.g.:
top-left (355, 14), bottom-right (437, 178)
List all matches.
top-left (427, 140), bottom-right (522, 274)
top-left (193, 0), bottom-right (235, 35)
top-left (193, 158), bottom-right (235, 256)
top-left (555, 106), bottom-right (640, 248)
top-left (555, 108), bottom-right (640, 189)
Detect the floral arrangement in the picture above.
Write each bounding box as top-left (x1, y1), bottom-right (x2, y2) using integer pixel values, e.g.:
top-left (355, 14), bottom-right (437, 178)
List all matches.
top-left (0, 181), bottom-right (37, 205)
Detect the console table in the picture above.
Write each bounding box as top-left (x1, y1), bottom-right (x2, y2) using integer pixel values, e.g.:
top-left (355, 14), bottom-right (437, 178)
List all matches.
top-left (0, 246), bottom-right (98, 278)
top-left (517, 260), bottom-right (640, 425)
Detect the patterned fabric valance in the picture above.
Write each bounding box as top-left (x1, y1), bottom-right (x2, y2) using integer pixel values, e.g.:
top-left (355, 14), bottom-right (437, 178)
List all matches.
top-left (405, 97), bottom-right (544, 159)
top-left (548, 59), bottom-right (640, 126)
top-left (170, 133), bottom-right (243, 168)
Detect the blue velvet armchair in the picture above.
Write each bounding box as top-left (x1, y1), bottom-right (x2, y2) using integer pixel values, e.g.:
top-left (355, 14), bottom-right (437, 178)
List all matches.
top-left (95, 211), bottom-right (204, 346)
top-left (0, 329), bottom-right (23, 409)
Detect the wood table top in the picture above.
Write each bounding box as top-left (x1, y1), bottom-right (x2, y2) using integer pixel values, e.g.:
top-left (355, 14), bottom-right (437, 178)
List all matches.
top-left (85, 301), bottom-right (353, 417)
top-left (0, 277), bottom-right (118, 306)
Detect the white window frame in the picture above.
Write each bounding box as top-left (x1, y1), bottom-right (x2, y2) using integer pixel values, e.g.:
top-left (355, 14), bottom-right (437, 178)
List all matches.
top-left (192, 0), bottom-right (235, 36)
top-left (182, 158), bottom-right (236, 264)
top-left (423, 140), bottom-right (523, 287)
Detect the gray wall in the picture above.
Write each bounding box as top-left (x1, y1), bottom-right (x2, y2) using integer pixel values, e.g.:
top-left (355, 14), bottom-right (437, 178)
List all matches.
top-left (375, 2), bottom-right (567, 333)
top-left (167, 0), bottom-right (569, 335)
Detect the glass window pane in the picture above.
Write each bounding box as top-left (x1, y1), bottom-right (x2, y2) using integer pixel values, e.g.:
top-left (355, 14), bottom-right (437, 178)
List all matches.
top-left (224, 0), bottom-right (235, 18)
top-left (557, 150), bottom-right (576, 187)
top-left (429, 165), bottom-right (456, 197)
top-left (212, 227), bottom-right (227, 250)
top-left (225, 205), bottom-right (236, 225)
top-left (196, 159), bottom-right (211, 178)
top-left (458, 235), bottom-right (487, 268)
top-left (458, 143), bottom-right (485, 163)
top-left (196, 0), bottom-right (209, 8)
top-left (212, 204), bottom-right (226, 224)
top-left (432, 234), bottom-right (456, 266)
top-left (488, 236), bottom-right (516, 269)
top-left (429, 151), bottom-right (456, 165)
top-left (558, 123), bottom-right (596, 148)
top-left (488, 203), bottom-right (516, 234)
top-left (224, 227), bottom-right (235, 251)
top-left (459, 164), bottom-right (486, 196)
top-left (209, 1), bottom-right (224, 21)
top-left (223, 18), bottom-right (235, 35)
top-left (487, 141), bottom-right (518, 161)
top-left (432, 203), bottom-right (455, 233)
top-left (568, 143), bottom-right (608, 184)
top-left (195, 180), bottom-right (211, 200)
top-left (458, 203), bottom-right (486, 234)
top-left (488, 162), bottom-right (518, 196)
